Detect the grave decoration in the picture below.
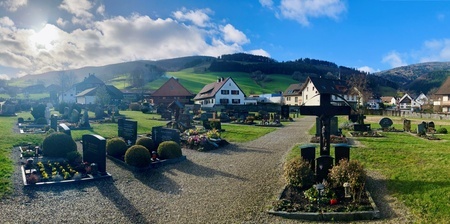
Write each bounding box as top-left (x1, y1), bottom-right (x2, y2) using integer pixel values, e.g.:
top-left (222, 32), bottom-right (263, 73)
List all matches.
top-left (20, 134), bottom-right (111, 186)
top-left (181, 127), bottom-right (228, 151)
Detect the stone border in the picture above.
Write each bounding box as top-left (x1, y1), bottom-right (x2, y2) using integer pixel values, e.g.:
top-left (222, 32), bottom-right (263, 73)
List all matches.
top-left (267, 186), bottom-right (380, 221)
top-left (21, 166), bottom-right (111, 187)
top-left (107, 155), bottom-right (187, 172)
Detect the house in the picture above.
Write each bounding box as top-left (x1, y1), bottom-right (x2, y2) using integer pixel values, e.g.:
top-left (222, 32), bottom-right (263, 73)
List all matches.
top-left (283, 83), bottom-right (303, 106)
top-left (194, 77), bottom-right (246, 108)
top-left (398, 93), bottom-right (421, 111)
top-left (366, 98), bottom-right (381, 110)
top-left (380, 96), bottom-right (397, 106)
top-left (150, 77), bottom-right (195, 107)
top-left (434, 77), bottom-right (450, 113)
top-left (300, 76), bottom-right (358, 108)
top-left (415, 93), bottom-right (429, 106)
top-left (60, 74), bottom-right (105, 103)
top-left (76, 85), bottom-right (123, 105)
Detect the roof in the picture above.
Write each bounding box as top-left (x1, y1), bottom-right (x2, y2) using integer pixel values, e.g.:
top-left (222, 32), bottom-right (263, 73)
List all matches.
top-left (435, 76), bottom-right (450, 95)
top-left (193, 77), bottom-right (246, 100)
top-left (381, 96), bottom-right (395, 103)
top-left (76, 85), bottom-right (123, 99)
top-left (304, 76), bottom-right (350, 95)
top-left (151, 77), bottom-right (194, 97)
top-left (283, 83), bottom-right (302, 96)
top-left (76, 87), bottom-right (97, 97)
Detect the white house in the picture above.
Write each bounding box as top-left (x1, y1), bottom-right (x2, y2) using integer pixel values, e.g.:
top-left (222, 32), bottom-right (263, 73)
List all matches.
top-left (59, 74), bottom-right (104, 103)
top-left (193, 77), bottom-right (246, 108)
top-left (398, 93), bottom-right (420, 111)
top-left (301, 76), bottom-right (359, 107)
top-left (415, 93), bottom-right (429, 106)
top-left (283, 83), bottom-right (303, 106)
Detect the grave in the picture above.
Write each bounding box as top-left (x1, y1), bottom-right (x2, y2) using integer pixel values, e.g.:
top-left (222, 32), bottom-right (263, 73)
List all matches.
top-left (50, 114), bottom-right (58, 131)
top-left (300, 144), bottom-right (316, 171)
top-left (300, 91), bottom-right (351, 182)
top-left (152, 126), bottom-right (180, 148)
top-left (335, 143), bottom-right (351, 165)
top-left (281, 105), bottom-right (290, 119)
top-left (379, 117), bottom-right (393, 131)
top-left (58, 123), bottom-right (71, 136)
top-left (82, 134), bottom-right (110, 176)
top-left (403, 119), bottom-right (411, 132)
top-left (118, 119), bottom-right (138, 145)
top-left (316, 116), bottom-right (339, 136)
top-left (417, 123), bottom-right (425, 134)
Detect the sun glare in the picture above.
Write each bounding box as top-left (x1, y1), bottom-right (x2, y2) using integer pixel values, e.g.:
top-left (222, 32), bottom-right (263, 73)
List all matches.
top-left (30, 24), bottom-right (60, 51)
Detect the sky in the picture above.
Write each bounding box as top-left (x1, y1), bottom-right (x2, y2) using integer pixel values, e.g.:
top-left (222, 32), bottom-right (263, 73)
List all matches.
top-left (1, 0), bottom-right (450, 80)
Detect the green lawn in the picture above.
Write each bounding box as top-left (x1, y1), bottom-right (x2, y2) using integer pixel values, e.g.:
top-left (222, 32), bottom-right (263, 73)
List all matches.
top-left (290, 115), bottom-right (450, 223)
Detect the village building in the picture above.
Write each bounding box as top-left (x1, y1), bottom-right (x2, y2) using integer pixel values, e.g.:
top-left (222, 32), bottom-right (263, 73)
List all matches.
top-left (149, 77), bottom-right (195, 107)
top-left (300, 76), bottom-right (358, 108)
top-left (194, 77), bottom-right (246, 108)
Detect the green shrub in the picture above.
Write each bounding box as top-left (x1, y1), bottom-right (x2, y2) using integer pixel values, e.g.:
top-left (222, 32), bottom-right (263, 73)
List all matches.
top-left (437, 127), bottom-right (448, 134)
top-left (283, 156), bottom-right (314, 188)
top-left (106, 138), bottom-right (128, 157)
top-left (124, 145), bottom-right (151, 168)
top-left (129, 103), bottom-right (141, 111)
top-left (328, 159), bottom-right (366, 202)
top-left (66, 151), bottom-right (82, 164)
top-left (157, 141), bottom-right (182, 159)
top-left (136, 137), bottom-right (155, 152)
top-left (42, 132), bottom-right (77, 157)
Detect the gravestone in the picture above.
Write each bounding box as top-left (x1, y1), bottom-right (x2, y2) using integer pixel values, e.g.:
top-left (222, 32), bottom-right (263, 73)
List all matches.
top-left (428, 121), bottom-right (435, 132)
top-left (82, 134), bottom-right (107, 175)
top-left (403, 119), bottom-right (411, 132)
top-left (161, 111), bottom-right (172, 120)
top-left (316, 116), bottom-right (339, 136)
top-left (63, 107), bottom-right (70, 119)
top-left (79, 110), bottom-right (90, 128)
top-left (300, 144), bottom-right (316, 171)
top-left (118, 119), bottom-right (138, 145)
top-left (70, 109), bottom-right (80, 123)
top-left (45, 106), bottom-right (51, 125)
top-left (335, 144), bottom-right (350, 165)
top-left (151, 126), bottom-right (180, 148)
top-left (50, 114), bottom-right (58, 131)
top-left (300, 91), bottom-right (351, 182)
top-left (281, 105), bottom-right (290, 119)
top-left (379, 117), bottom-right (393, 130)
top-left (417, 123), bottom-right (425, 134)
top-left (274, 114), bottom-right (281, 123)
top-left (58, 123), bottom-right (71, 136)
top-left (18, 117), bottom-right (24, 123)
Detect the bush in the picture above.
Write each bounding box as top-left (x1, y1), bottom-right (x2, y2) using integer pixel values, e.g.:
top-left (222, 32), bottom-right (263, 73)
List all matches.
top-left (437, 127), bottom-right (448, 134)
top-left (283, 156), bottom-right (314, 188)
top-left (328, 159), bottom-right (366, 202)
top-left (106, 138), bottom-right (128, 157)
top-left (35, 117), bottom-right (48, 125)
top-left (136, 137), bottom-right (155, 152)
top-left (42, 132), bottom-right (77, 157)
top-left (66, 151), bottom-right (82, 164)
top-left (124, 145), bottom-right (152, 168)
top-left (157, 141), bottom-right (182, 159)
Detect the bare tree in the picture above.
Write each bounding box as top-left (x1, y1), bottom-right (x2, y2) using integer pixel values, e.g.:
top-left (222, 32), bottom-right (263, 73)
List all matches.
top-left (346, 73), bottom-right (372, 108)
top-left (58, 71), bottom-right (77, 102)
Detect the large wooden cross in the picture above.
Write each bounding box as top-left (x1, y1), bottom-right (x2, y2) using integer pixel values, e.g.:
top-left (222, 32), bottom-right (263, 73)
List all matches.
top-left (300, 93), bottom-right (351, 156)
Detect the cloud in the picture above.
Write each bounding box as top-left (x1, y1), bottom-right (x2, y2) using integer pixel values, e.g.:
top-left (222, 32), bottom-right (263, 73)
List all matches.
top-left (172, 8), bottom-right (212, 27)
top-left (97, 4), bottom-right (105, 16)
top-left (0, 16), bottom-right (14, 27)
top-left (221, 24), bottom-right (249, 45)
top-left (357, 66), bottom-right (378, 74)
top-left (0, 0), bottom-right (27, 12)
top-left (382, 51), bottom-right (407, 68)
top-left (56, 18), bottom-right (68, 27)
top-left (59, 0), bottom-right (93, 25)
top-left (262, 0), bottom-right (346, 26)
top-left (248, 49), bottom-right (270, 57)
top-left (419, 39), bottom-right (450, 62)
top-left (0, 74), bottom-right (10, 80)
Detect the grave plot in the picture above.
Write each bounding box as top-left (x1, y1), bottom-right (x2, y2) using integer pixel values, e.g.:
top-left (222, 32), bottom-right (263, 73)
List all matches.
top-left (106, 122), bottom-right (186, 172)
top-left (21, 134), bottom-right (111, 186)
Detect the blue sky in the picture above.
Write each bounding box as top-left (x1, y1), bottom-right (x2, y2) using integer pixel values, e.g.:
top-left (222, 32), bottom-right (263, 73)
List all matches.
top-left (0, 0), bottom-right (450, 79)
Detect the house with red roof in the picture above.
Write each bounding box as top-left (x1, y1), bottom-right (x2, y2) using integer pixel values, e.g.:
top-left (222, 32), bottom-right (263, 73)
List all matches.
top-left (150, 77), bottom-right (195, 107)
top-left (193, 77), bottom-right (246, 108)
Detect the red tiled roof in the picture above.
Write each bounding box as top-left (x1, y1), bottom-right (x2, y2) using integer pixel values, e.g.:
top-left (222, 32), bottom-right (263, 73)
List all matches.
top-left (151, 77), bottom-right (194, 97)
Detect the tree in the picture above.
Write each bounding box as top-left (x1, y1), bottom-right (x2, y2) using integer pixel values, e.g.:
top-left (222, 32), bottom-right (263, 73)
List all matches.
top-left (346, 74), bottom-right (372, 109)
top-left (58, 71), bottom-right (77, 102)
top-left (95, 85), bottom-right (111, 106)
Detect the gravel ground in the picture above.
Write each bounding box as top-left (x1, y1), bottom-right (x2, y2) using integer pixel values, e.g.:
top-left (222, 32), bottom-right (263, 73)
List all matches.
top-left (0, 116), bottom-right (414, 223)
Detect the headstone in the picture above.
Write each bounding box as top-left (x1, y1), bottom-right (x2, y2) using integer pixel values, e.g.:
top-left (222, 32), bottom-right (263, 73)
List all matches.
top-left (178, 114), bottom-right (192, 127)
top-left (335, 144), bottom-right (350, 165)
top-left (118, 119), bottom-right (138, 145)
top-left (316, 155), bottom-right (334, 183)
top-left (403, 119), bottom-right (411, 132)
top-left (50, 114), bottom-right (58, 131)
top-left (161, 111), bottom-right (172, 120)
top-left (417, 123), bottom-right (425, 134)
top-left (58, 123), bottom-right (71, 136)
top-left (428, 121), bottom-right (435, 132)
top-left (45, 106), bottom-right (51, 125)
top-left (151, 126), bottom-right (180, 148)
top-left (82, 134), bottom-right (107, 175)
top-left (379, 117), bottom-right (393, 130)
top-left (281, 105), bottom-right (290, 119)
top-left (274, 114), bottom-right (281, 123)
top-left (300, 144), bottom-right (316, 171)
top-left (316, 116), bottom-right (339, 136)
top-left (63, 107), bottom-right (70, 119)
top-left (18, 117), bottom-right (24, 123)
top-left (79, 109), bottom-right (90, 128)
top-left (70, 109), bottom-right (80, 123)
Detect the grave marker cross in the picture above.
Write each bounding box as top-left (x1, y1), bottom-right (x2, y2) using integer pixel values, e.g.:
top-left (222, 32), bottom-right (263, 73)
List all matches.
top-left (300, 93), bottom-right (351, 156)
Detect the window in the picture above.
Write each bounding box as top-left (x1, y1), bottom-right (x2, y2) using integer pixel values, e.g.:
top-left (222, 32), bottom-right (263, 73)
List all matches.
top-left (221, 90), bottom-right (229, 95)
top-left (232, 99), bottom-right (240, 104)
top-left (220, 99), bottom-right (229, 104)
top-left (231, 90), bottom-right (239, 95)
top-left (305, 95), bottom-right (308, 100)
top-left (295, 97), bottom-right (298, 102)
top-left (287, 97), bottom-right (291, 101)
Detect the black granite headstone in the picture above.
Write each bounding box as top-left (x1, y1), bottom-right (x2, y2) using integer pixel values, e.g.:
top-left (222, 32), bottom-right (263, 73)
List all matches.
top-left (50, 114), bottom-right (58, 131)
top-left (152, 126), bottom-right (180, 148)
top-left (316, 155), bottom-right (334, 183)
top-left (281, 105), bottom-right (290, 119)
top-left (82, 134), bottom-right (107, 175)
top-left (334, 143), bottom-right (350, 165)
top-left (300, 144), bottom-right (316, 171)
top-left (118, 119), bottom-right (138, 145)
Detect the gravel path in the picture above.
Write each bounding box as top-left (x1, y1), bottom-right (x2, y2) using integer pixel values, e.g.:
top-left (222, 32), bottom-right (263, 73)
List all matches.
top-left (0, 117), bottom-right (413, 223)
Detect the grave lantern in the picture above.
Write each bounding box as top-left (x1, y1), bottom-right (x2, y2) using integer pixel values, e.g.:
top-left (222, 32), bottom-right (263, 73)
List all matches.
top-left (343, 182), bottom-right (351, 198)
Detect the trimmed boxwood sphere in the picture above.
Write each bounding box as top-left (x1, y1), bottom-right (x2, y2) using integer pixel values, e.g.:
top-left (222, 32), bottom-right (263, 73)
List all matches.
top-left (136, 137), bottom-right (154, 152)
top-left (124, 145), bottom-right (152, 168)
top-left (106, 137), bottom-right (128, 157)
top-left (157, 141), bottom-right (182, 160)
top-left (42, 132), bottom-right (77, 157)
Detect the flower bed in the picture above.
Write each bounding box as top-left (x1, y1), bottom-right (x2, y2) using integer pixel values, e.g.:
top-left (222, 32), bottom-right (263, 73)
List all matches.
top-left (268, 185), bottom-right (380, 221)
top-left (350, 131), bottom-right (384, 137)
top-left (181, 128), bottom-right (229, 151)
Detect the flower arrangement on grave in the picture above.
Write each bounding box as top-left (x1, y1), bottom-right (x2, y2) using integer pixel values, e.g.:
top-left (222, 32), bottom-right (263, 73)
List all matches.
top-left (206, 128), bottom-right (221, 140)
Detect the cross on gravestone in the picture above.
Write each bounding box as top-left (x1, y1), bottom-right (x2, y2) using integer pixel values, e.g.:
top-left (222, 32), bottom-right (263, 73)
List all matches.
top-left (300, 93), bottom-right (351, 182)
